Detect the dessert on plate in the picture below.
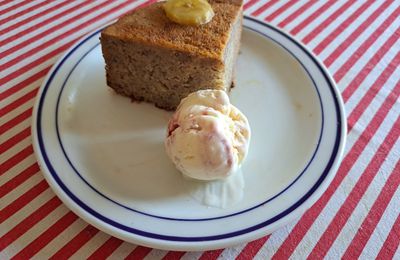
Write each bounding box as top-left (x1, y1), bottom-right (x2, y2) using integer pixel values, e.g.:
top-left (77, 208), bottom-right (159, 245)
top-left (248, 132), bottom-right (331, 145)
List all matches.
top-left (165, 89), bottom-right (250, 181)
top-left (100, 0), bottom-right (250, 207)
top-left (100, 0), bottom-right (243, 110)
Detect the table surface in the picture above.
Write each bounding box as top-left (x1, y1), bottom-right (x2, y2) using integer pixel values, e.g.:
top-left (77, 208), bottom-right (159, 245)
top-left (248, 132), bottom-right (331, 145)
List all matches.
top-left (1, 0), bottom-right (399, 259)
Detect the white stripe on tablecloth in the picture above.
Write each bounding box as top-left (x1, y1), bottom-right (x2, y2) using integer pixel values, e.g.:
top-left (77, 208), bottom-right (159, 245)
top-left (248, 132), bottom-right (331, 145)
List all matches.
top-left (0, 1), bottom-right (82, 39)
top-left (289, 74), bottom-right (399, 259)
top-left (2, 114), bottom-right (31, 143)
top-left (328, 7), bottom-right (400, 83)
top-left (1, 1), bottom-right (147, 102)
top-left (292, 1), bottom-right (346, 39)
top-left (344, 62), bottom-right (398, 151)
top-left (0, 153), bottom-right (36, 186)
top-left (242, 0), bottom-right (266, 17)
top-left (0, 0), bottom-right (40, 21)
top-left (1, 138), bottom-right (31, 165)
top-left (0, 2), bottom-right (68, 38)
top-left (0, 186), bottom-right (52, 235)
top-left (107, 241), bottom-right (141, 259)
top-left (327, 138), bottom-right (400, 259)
top-left (0, 204), bottom-right (69, 259)
top-left (0, 173), bottom-right (43, 213)
top-left (1, 75), bottom-right (43, 107)
top-left (267, 0), bottom-right (310, 25)
top-left (143, 248), bottom-right (169, 259)
top-left (216, 243), bottom-right (248, 259)
top-left (302, 1), bottom-right (365, 49)
top-left (339, 39), bottom-right (400, 114)
top-left (254, 220), bottom-right (298, 259)
top-left (318, 0), bottom-right (398, 62)
top-left (0, 1), bottom-right (23, 11)
top-left (0, 189), bottom-right (54, 241)
top-left (0, 1), bottom-right (114, 59)
top-left (395, 245), bottom-right (400, 260)
top-left (2, 100), bottom-right (36, 132)
top-left (279, 1), bottom-right (326, 32)
top-left (31, 218), bottom-right (88, 260)
top-left (0, 3), bottom-right (121, 72)
top-left (0, 63), bottom-right (50, 95)
top-left (70, 232), bottom-right (113, 259)
top-left (250, 1), bottom-right (289, 21)
top-left (292, 120), bottom-right (393, 259)
top-left (0, 0), bottom-right (396, 255)
top-left (179, 251), bottom-right (203, 260)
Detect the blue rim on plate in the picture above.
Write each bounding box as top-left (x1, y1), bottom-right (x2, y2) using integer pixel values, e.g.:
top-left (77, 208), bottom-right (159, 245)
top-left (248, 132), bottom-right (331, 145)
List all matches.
top-left (34, 16), bottom-right (345, 242)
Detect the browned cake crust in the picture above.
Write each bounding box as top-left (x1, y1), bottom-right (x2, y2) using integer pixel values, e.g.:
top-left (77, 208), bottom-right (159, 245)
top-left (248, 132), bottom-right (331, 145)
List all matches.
top-left (101, 0), bottom-right (243, 110)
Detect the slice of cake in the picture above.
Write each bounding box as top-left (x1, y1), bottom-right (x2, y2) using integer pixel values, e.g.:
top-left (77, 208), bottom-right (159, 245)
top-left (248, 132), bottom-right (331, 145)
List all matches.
top-left (100, 0), bottom-right (243, 110)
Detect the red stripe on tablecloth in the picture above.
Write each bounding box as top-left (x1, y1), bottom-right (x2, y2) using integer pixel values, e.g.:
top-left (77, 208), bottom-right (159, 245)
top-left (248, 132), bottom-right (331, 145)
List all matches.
top-left (243, 0), bottom-right (259, 11)
top-left (0, 0), bottom-right (15, 7)
top-left (333, 6), bottom-right (400, 83)
top-left (302, 1), bottom-right (356, 44)
top-left (0, 195), bottom-right (61, 252)
top-left (0, 1), bottom-right (82, 39)
top-left (376, 214), bottom-right (400, 260)
top-left (11, 211), bottom-right (78, 260)
top-left (0, 1), bottom-right (35, 15)
top-left (343, 157), bottom-right (400, 259)
top-left (264, 0), bottom-right (299, 22)
top-left (308, 113), bottom-right (400, 259)
top-left (125, 245), bottom-right (153, 259)
top-left (87, 237), bottom-right (124, 260)
top-left (290, 1), bottom-right (336, 35)
top-left (0, 108), bottom-right (32, 135)
top-left (0, 88), bottom-right (38, 117)
top-left (0, 180), bottom-right (48, 225)
top-left (1, 1), bottom-right (52, 25)
top-left (7, 1), bottom-right (154, 256)
top-left (1, 145), bottom-right (34, 174)
top-left (236, 236), bottom-right (270, 259)
top-left (325, 3), bottom-right (398, 69)
top-left (134, 0), bottom-right (159, 10)
top-left (0, 1), bottom-right (92, 47)
top-left (1, 0), bottom-right (396, 258)
top-left (0, 42), bottom-right (73, 87)
top-left (314, 1), bottom-right (392, 56)
top-left (341, 27), bottom-right (400, 102)
top-left (0, 67), bottom-right (49, 102)
top-left (49, 225), bottom-right (99, 260)
top-left (0, 127), bottom-right (31, 154)
top-left (277, 0), bottom-right (316, 28)
top-left (0, 163), bottom-right (39, 199)
top-left (251, 0), bottom-right (279, 16)
top-left (347, 52), bottom-right (400, 132)
top-left (0, 1), bottom-right (112, 61)
top-left (162, 251), bottom-right (186, 260)
top-left (272, 75), bottom-right (400, 259)
top-left (0, 1), bottom-right (150, 88)
top-left (199, 249), bottom-right (224, 260)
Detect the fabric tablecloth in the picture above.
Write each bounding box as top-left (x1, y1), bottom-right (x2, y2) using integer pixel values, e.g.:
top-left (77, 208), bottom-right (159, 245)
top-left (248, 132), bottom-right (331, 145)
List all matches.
top-left (1, 0), bottom-right (399, 259)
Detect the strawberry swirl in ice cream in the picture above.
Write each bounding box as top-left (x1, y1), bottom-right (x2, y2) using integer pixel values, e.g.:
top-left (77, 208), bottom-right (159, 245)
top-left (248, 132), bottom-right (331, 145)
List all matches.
top-left (165, 89), bottom-right (251, 181)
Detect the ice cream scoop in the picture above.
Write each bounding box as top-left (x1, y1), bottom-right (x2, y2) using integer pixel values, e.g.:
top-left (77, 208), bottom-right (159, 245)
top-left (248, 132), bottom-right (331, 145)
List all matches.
top-left (165, 89), bottom-right (250, 180)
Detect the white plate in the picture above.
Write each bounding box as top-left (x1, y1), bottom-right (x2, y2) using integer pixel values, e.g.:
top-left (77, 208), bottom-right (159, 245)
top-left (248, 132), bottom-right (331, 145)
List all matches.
top-left (32, 17), bottom-right (346, 251)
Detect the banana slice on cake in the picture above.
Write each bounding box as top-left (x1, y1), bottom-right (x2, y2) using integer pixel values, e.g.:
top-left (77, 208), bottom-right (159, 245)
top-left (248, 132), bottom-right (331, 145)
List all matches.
top-left (164, 0), bottom-right (214, 26)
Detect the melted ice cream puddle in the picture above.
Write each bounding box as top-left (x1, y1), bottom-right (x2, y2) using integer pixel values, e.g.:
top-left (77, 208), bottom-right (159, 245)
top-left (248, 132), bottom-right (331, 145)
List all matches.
top-left (183, 170), bottom-right (244, 208)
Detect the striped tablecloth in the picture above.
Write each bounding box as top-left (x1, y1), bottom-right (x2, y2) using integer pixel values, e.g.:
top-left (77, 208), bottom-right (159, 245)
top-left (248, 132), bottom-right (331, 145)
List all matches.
top-left (1, 0), bottom-right (399, 259)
